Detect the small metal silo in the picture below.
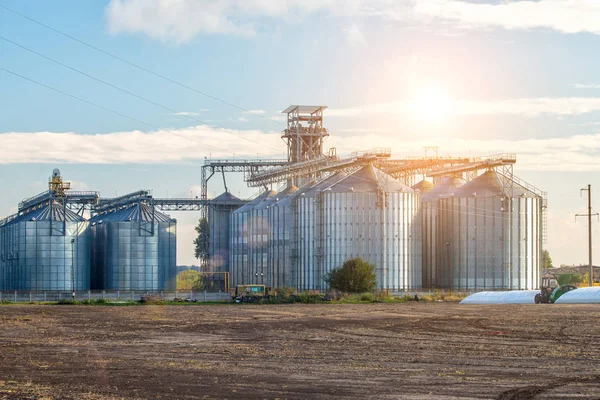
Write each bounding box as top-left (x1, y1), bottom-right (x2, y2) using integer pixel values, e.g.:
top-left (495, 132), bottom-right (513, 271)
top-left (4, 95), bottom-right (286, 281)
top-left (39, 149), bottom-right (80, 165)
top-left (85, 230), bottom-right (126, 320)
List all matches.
top-left (90, 203), bottom-right (176, 291)
top-left (0, 201), bottom-right (90, 291)
top-left (208, 192), bottom-right (245, 274)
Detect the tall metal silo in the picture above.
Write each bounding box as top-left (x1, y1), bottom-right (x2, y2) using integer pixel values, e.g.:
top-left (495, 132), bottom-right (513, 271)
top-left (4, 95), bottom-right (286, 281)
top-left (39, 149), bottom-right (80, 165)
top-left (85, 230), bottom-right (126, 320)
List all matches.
top-left (322, 165), bottom-right (421, 291)
top-left (419, 176), bottom-right (465, 289)
top-left (207, 192), bottom-right (245, 274)
top-left (295, 173), bottom-right (347, 290)
top-left (229, 190), bottom-right (276, 287)
top-left (294, 166), bottom-right (421, 291)
top-left (438, 170), bottom-right (542, 290)
top-left (90, 203), bottom-right (176, 291)
top-left (266, 185), bottom-right (298, 288)
top-left (0, 201), bottom-right (90, 291)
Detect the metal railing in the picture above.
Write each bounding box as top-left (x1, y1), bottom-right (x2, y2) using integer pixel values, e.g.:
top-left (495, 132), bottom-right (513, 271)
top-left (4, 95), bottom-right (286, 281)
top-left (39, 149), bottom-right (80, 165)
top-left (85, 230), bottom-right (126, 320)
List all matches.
top-left (0, 290), bottom-right (232, 303)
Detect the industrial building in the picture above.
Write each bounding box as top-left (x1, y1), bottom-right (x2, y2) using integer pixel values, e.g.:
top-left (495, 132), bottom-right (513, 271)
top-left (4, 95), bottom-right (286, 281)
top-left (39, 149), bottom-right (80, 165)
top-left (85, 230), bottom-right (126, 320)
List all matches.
top-left (0, 105), bottom-right (547, 293)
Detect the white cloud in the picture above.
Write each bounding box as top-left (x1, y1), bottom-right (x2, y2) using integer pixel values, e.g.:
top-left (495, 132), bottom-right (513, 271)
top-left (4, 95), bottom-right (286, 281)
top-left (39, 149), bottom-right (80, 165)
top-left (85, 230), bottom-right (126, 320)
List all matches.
top-left (243, 109), bottom-right (266, 115)
top-left (345, 24), bottom-right (366, 46)
top-left (329, 97), bottom-right (600, 118)
top-left (572, 83), bottom-right (600, 89)
top-left (174, 110), bottom-right (208, 116)
top-left (0, 126), bottom-right (284, 164)
top-left (3, 125), bottom-right (600, 172)
top-left (238, 117), bottom-right (249, 122)
top-left (414, 0), bottom-right (600, 35)
top-left (105, 0), bottom-right (600, 43)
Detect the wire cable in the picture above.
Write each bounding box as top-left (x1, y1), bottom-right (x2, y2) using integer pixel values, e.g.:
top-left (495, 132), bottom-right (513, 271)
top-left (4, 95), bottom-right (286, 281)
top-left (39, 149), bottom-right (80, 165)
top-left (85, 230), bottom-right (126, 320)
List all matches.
top-left (0, 3), bottom-right (284, 126)
top-left (0, 35), bottom-right (284, 154)
top-left (0, 66), bottom-right (225, 152)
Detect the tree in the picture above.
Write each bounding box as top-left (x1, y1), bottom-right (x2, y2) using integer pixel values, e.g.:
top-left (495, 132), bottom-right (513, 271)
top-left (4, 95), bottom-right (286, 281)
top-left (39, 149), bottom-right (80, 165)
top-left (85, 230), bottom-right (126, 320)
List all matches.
top-left (324, 257), bottom-right (377, 293)
top-left (542, 250), bottom-right (553, 270)
top-left (176, 269), bottom-right (206, 290)
top-left (193, 217), bottom-right (209, 261)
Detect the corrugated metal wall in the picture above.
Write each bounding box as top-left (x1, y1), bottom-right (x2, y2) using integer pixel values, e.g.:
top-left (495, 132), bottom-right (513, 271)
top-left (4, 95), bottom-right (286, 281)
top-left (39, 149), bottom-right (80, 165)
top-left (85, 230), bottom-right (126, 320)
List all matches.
top-left (0, 203), bottom-right (90, 291)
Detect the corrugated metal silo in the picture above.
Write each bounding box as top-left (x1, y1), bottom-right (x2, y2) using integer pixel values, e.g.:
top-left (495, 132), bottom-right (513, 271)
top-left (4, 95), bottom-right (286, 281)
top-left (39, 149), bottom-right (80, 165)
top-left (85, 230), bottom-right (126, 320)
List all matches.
top-left (420, 176), bottom-right (465, 289)
top-left (294, 166), bottom-right (421, 291)
top-left (295, 173), bottom-right (347, 290)
top-left (438, 170), bottom-right (542, 290)
top-left (90, 203), bottom-right (176, 291)
top-left (208, 192), bottom-right (245, 274)
top-left (229, 190), bottom-right (276, 287)
top-left (266, 185), bottom-right (298, 288)
top-left (0, 202), bottom-right (90, 291)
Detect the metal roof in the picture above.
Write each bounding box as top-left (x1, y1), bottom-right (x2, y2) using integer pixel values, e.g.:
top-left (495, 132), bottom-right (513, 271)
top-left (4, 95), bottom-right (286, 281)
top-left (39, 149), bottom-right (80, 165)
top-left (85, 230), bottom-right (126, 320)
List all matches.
top-left (329, 165), bottom-right (413, 193)
top-left (90, 203), bottom-right (174, 223)
top-left (233, 190), bottom-right (277, 214)
top-left (210, 192), bottom-right (245, 206)
top-left (6, 201), bottom-right (86, 225)
top-left (422, 176), bottom-right (466, 203)
top-left (281, 105), bottom-right (327, 114)
top-left (411, 180), bottom-right (434, 194)
top-left (453, 171), bottom-right (538, 198)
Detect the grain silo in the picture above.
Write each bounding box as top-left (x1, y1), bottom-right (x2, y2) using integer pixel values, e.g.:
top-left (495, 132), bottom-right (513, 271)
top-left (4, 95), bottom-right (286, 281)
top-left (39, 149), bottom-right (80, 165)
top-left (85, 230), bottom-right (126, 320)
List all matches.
top-left (229, 190), bottom-right (276, 286)
top-left (294, 165), bottom-right (421, 291)
top-left (438, 170), bottom-right (542, 290)
top-left (265, 186), bottom-right (298, 288)
top-left (0, 201), bottom-right (90, 291)
top-left (295, 173), bottom-right (348, 290)
top-left (420, 176), bottom-right (465, 289)
top-left (89, 203), bottom-right (176, 291)
top-left (208, 192), bottom-right (245, 274)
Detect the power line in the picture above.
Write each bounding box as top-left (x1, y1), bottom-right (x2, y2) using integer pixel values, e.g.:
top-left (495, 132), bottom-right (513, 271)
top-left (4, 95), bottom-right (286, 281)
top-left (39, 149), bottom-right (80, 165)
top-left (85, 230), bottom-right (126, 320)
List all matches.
top-left (0, 35), bottom-right (282, 153)
top-left (0, 66), bottom-right (224, 152)
top-left (0, 3), bottom-right (284, 127)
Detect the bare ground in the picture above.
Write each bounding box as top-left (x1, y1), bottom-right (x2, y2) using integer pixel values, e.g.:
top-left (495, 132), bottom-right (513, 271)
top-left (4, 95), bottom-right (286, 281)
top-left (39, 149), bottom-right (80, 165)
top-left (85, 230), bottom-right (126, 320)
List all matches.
top-left (0, 303), bottom-right (599, 399)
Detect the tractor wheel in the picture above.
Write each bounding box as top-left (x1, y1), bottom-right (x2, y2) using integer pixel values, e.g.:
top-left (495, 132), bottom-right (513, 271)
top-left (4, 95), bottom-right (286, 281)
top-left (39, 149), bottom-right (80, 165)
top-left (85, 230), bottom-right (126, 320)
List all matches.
top-left (534, 294), bottom-right (541, 304)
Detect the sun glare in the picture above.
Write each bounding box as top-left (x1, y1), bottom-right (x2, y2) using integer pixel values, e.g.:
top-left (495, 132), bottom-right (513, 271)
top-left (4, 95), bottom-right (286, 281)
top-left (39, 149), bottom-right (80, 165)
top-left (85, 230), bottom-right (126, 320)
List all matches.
top-left (412, 86), bottom-right (452, 123)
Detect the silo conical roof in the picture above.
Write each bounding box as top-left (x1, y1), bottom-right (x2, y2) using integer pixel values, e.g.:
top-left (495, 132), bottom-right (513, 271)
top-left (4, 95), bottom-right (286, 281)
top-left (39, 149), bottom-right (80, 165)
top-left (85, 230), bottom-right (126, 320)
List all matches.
top-left (329, 165), bottom-right (413, 193)
top-left (12, 201), bottom-right (86, 224)
top-left (453, 170), bottom-right (505, 198)
top-left (210, 191), bottom-right (246, 206)
top-left (233, 190), bottom-right (277, 214)
top-left (90, 203), bottom-right (174, 223)
top-left (412, 180), bottom-right (434, 194)
top-left (422, 176), bottom-right (466, 203)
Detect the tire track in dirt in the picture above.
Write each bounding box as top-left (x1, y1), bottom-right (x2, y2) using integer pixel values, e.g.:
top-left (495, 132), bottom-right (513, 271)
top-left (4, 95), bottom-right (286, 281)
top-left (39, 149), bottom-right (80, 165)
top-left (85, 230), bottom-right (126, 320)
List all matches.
top-left (497, 375), bottom-right (600, 400)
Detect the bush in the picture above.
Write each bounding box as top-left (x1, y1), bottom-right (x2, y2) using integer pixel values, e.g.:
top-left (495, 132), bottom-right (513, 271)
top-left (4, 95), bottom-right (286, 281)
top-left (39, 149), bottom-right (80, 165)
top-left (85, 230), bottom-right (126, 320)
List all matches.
top-left (324, 257), bottom-right (377, 293)
top-left (360, 292), bottom-right (374, 302)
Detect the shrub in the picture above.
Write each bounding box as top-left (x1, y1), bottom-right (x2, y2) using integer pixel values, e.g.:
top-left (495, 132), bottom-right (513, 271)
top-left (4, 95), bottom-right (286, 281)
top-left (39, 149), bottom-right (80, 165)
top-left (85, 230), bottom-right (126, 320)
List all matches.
top-left (360, 292), bottom-right (374, 302)
top-left (324, 257), bottom-right (377, 293)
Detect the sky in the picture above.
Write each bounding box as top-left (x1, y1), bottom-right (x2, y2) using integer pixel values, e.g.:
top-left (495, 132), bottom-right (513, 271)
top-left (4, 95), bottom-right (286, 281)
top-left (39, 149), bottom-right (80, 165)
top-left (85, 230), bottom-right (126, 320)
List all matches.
top-left (2, 0), bottom-right (600, 267)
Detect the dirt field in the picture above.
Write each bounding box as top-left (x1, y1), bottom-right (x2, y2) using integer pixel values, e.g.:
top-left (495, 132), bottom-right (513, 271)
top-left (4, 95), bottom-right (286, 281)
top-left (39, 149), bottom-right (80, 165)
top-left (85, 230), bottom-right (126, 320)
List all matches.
top-left (0, 303), bottom-right (599, 400)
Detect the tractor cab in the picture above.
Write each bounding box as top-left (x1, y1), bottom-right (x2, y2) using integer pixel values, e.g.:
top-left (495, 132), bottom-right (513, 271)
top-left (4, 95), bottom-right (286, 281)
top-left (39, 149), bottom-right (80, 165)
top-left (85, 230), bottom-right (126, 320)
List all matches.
top-left (535, 274), bottom-right (577, 304)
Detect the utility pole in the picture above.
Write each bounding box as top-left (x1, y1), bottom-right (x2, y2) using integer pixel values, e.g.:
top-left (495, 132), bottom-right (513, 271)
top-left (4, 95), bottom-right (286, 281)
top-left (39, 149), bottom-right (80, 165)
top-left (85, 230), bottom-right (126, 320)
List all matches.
top-left (576, 185), bottom-right (597, 287)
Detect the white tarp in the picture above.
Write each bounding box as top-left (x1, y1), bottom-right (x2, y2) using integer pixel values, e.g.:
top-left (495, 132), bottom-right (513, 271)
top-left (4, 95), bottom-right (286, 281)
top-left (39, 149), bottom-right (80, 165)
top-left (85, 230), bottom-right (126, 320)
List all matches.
top-left (460, 290), bottom-right (539, 305)
top-left (554, 287), bottom-right (600, 304)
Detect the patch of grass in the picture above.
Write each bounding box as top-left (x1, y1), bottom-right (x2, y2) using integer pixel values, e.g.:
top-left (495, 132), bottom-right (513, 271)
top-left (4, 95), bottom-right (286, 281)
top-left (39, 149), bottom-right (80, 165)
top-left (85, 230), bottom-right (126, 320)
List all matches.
top-left (418, 292), bottom-right (466, 302)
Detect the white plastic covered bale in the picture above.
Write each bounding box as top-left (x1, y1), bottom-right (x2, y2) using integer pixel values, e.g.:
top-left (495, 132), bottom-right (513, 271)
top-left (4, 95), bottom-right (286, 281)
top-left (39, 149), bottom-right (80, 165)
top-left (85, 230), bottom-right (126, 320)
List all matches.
top-left (554, 287), bottom-right (600, 304)
top-left (460, 290), bottom-right (539, 305)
